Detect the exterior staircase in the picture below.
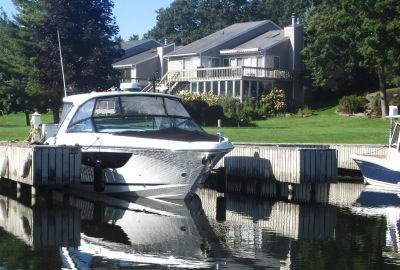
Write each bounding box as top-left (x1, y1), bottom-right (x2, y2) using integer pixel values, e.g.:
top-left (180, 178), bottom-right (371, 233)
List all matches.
top-left (141, 71), bottom-right (182, 94)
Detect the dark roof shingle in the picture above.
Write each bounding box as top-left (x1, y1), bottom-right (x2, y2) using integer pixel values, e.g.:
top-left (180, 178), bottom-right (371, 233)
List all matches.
top-left (113, 48), bottom-right (158, 66)
top-left (167, 20), bottom-right (278, 57)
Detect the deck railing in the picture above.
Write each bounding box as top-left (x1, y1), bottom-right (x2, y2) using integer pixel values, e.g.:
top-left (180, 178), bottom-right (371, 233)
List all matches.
top-left (167, 66), bottom-right (291, 82)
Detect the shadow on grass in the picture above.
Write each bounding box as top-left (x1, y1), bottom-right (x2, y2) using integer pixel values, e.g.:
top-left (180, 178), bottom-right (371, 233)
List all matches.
top-left (0, 124), bottom-right (25, 127)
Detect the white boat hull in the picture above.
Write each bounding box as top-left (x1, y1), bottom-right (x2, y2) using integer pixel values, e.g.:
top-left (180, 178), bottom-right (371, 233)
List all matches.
top-left (352, 154), bottom-right (400, 191)
top-left (75, 147), bottom-right (228, 199)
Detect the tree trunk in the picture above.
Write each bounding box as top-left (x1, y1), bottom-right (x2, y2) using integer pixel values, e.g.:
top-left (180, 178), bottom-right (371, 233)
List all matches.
top-left (24, 111), bottom-right (30, 126)
top-left (52, 107), bottom-right (60, 124)
top-left (378, 64), bottom-right (388, 117)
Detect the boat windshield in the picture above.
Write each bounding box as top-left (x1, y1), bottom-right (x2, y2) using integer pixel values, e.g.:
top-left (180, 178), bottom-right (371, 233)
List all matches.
top-left (67, 95), bottom-right (203, 133)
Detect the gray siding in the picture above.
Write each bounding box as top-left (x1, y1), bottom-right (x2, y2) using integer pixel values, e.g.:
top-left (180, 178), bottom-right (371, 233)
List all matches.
top-left (136, 57), bottom-right (160, 86)
top-left (264, 40), bottom-right (291, 70)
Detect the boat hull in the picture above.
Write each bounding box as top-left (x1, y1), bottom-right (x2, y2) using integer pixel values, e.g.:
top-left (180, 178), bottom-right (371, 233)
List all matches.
top-left (352, 154), bottom-right (400, 191)
top-left (75, 147), bottom-right (229, 199)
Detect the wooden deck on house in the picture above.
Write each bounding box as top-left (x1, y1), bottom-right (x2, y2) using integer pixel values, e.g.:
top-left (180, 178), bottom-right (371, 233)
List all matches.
top-left (167, 66), bottom-right (292, 82)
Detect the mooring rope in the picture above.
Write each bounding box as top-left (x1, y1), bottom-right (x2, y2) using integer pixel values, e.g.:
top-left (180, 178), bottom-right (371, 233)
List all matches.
top-left (81, 137), bottom-right (100, 150)
top-left (361, 145), bottom-right (388, 156)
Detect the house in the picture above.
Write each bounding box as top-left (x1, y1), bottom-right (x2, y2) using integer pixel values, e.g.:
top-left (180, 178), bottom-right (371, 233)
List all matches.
top-left (151, 15), bottom-right (304, 107)
top-left (112, 39), bottom-right (175, 91)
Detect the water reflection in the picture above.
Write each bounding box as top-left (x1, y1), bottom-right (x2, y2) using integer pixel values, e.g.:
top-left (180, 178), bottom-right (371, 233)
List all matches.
top-left (351, 187), bottom-right (400, 262)
top-left (0, 180), bottom-right (400, 269)
top-left (53, 190), bottom-right (226, 269)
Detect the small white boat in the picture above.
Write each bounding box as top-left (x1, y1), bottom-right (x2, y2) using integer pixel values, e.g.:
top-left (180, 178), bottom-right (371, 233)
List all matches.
top-left (45, 91), bottom-right (233, 199)
top-left (351, 106), bottom-right (400, 190)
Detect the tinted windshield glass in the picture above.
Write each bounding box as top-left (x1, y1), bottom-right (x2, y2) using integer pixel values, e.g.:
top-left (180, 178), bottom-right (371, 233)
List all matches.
top-left (59, 102), bottom-right (73, 125)
top-left (67, 95), bottom-right (202, 133)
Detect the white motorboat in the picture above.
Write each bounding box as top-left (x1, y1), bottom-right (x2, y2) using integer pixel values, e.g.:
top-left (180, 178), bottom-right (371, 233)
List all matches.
top-left (351, 106), bottom-right (400, 190)
top-left (45, 91), bottom-right (233, 199)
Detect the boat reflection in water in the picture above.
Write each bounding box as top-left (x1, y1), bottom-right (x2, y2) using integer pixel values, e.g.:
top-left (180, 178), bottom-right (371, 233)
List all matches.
top-left (52, 189), bottom-right (227, 269)
top-left (1, 180), bottom-right (400, 269)
top-left (351, 186), bottom-right (400, 258)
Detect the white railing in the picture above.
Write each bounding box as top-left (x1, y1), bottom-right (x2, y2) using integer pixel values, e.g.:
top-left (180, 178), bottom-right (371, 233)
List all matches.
top-left (167, 66), bottom-right (291, 82)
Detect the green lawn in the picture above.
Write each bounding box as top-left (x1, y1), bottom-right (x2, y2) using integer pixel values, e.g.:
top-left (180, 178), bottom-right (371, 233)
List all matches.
top-left (0, 107), bottom-right (389, 144)
top-left (205, 107), bottom-right (388, 144)
top-left (0, 112), bottom-right (53, 141)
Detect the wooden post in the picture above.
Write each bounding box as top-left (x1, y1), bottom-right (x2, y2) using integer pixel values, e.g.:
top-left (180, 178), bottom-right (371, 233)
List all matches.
top-left (256, 81), bottom-right (260, 98)
top-left (233, 80), bottom-right (236, 97)
top-left (239, 80), bottom-right (243, 102)
top-left (218, 81), bottom-right (221, 96)
top-left (196, 82), bottom-right (199, 93)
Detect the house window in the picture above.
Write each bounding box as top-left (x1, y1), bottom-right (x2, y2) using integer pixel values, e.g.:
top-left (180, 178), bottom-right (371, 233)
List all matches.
top-left (251, 57), bottom-right (257, 67)
top-left (230, 58), bottom-right (236, 67)
top-left (220, 81), bottom-right (226, 96)
top-left (183, 58), bottom-right (192, 69)
top-left (223, 58), bottom-right (229, 67)
top-left (121, 68), bottom-right (132, 83)
top-left (257, 56), bottom-right (263, 67)
top-left (237, 58), bottom-right (243, 67)
top-left (211, 58), bottom-right (219, 67)
top-left (244, 58), bottom-right (251, 66)
top-left (273, 56), bottom-right (280, 69)
top-left (212, 81), bottom-right (218, 95)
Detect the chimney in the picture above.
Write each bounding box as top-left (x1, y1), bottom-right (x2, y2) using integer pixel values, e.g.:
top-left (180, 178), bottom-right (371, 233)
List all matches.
top-left (164, 38), bottom-right (168, 45)
top-left (284, 13), bottom-right (304, 72)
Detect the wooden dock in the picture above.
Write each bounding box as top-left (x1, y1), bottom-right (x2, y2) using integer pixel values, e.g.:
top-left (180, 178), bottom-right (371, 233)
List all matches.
top-left (0, 142), bottom-right (81, 188)
top-left (215, 143), bottom-right (387, 183)
top-left (217, 144), bottom-right (338, 183)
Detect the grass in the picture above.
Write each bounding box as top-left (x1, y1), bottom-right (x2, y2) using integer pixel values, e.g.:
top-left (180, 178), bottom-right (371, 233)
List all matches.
top-left (0, 107), bottom-right (389, 144)
top-left (205, 107), bottom-right (388, 144)
top-left (0, 112), bottom-right (53, 141)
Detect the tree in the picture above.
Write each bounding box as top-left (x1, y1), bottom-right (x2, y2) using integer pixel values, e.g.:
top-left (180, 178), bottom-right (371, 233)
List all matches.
top-left (342, 0), bottom-right (400, 117)
top-left (302, 3), bottom-right (368, 93)
top-left (13, 0), bottom-right (122, 122)
top-left (0, 9), bottom-right (44, 125)
top-left (302, 0), bottom-right (400, 116)
top-left (128, 34), bottom-right (139, 41)
top-left (146, 0), bottom-right (322, 45)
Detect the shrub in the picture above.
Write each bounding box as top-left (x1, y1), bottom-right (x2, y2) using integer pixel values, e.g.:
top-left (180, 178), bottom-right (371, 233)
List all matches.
top-left (205, 105), bottom-right (224, 126)
top-left (177, 90), bottom-right (257, 127)
top-left (297, 106), bottom-right (313, 117)
top-left (257, 88), bottom-right (287, 116)
top-left (218, 96), bottom-right (240, 119)
top-left (183, 99), bottom-right (209, 125)
top-left (177, 90), bottom-right (221, 105)
top-left (338, 95), bottom-right (368, 114)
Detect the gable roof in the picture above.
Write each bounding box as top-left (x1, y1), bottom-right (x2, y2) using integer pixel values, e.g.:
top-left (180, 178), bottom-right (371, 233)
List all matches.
top-left (113, 48), bottom-right (158, 67)
top-left (220, 29), bottom-right (289, 55)
top-left (114, 39), bottom-right (161, 64)
top-left (120, 39), bottom-right (160, 50)
top-left (166, 20), bottom-right (280, 57)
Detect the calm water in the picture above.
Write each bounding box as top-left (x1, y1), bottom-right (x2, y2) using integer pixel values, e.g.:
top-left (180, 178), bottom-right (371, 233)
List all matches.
top-left (0, 180), bottom-right (400, 269)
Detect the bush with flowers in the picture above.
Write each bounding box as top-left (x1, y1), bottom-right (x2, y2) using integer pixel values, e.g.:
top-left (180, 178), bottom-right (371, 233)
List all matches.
top-left (257, 88), bottom-right (287, 116)
top-left (177, 88), bottom-right (287, 126)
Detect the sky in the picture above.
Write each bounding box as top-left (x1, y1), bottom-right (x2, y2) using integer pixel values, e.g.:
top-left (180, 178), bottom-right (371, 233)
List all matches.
top-left (0, 0), bottom-right (174, 40)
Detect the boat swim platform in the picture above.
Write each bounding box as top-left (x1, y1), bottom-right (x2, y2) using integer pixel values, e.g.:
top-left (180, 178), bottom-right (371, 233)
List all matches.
top-left (0, 142), bottom-right (81, 191)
